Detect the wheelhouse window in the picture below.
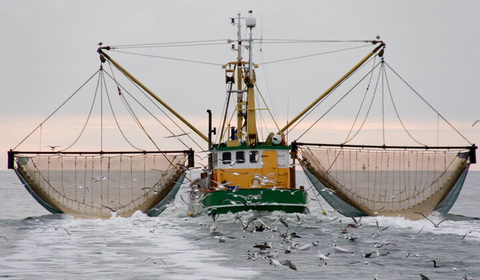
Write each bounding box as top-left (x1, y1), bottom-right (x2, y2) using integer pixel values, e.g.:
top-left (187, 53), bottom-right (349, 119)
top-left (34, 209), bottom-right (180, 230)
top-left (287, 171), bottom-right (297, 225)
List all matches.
top-left (221, 152), bottom-right (232, 164)
top-left (236, 151), bottom-right (245, 164)
top-left (249, 151), bottom-right (259, 163)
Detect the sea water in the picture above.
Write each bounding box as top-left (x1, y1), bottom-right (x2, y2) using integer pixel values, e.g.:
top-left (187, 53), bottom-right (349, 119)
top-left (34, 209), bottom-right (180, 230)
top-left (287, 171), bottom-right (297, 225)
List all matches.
top-left (1, 170), bottom-right (479, 279)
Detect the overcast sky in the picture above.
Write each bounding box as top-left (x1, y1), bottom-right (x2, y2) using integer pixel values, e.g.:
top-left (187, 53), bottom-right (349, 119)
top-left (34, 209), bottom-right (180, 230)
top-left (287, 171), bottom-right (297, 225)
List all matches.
top-left (1, 0), bottom-right (479, 170)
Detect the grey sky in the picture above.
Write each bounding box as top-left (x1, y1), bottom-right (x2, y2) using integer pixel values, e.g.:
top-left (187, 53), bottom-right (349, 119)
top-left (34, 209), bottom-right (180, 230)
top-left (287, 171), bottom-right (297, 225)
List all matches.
top-left (1, 0), bottom-right (479, 170)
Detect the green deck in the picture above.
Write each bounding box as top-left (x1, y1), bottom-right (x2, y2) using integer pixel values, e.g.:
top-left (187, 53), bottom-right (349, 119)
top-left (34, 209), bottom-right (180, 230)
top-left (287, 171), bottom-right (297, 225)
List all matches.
top-left (202, 188), bottom-right (308, 215)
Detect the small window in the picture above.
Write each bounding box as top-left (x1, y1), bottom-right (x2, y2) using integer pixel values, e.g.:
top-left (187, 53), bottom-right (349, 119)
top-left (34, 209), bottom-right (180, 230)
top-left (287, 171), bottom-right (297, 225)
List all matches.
top-left (249, 151), bottom-right (259, 163)
top-left (222, 152), bottom-right (231, 164)
top-left (236, 151), bottom-right (245, 163)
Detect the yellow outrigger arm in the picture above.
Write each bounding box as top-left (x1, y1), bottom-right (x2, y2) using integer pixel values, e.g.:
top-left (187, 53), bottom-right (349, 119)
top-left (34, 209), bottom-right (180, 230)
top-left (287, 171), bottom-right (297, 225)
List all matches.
top-left (98, 47), bottom-right (209, 143)
top-left (279, 41), bottom-right (385, 135)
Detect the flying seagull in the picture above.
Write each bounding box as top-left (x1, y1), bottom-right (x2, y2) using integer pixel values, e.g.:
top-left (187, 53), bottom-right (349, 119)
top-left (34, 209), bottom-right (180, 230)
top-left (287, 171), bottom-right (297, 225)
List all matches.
top-left (420, 274), bottom-right (430, 280)
top-left (415, 212), bottom-right (447, 228)
top-left (46, 145), bottom-right (61, 151)
top-left (164, 132), bottom-right (189, 138)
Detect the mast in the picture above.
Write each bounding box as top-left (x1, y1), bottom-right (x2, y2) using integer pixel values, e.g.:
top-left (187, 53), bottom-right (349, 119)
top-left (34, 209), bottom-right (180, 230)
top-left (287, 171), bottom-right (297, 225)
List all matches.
top-left (245, 14), bottom-right (258, 145)
top-left (235, 13), bottom-right (244, 141)
top-left (223, 12), bottom-right (258, 145)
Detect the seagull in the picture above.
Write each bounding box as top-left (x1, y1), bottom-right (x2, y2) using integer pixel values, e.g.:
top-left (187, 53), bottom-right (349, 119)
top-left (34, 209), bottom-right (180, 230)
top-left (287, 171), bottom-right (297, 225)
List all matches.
top-left (280, 259), bottom-right (297, 270)
top-left (164, 132), bottom-right (189, 138)
top-left (316, 251), bottom-right (330, 262)
top-left (278, 217), bottom-right (289, 228)
top-left (46, 145), bottom-right (61, 151)
top-left (42, 227), bottom-right (71, 235)
top-left (253, 242), bottom-right (271, 251)
top-left (268, 255), bottom-right (282, 267)
top-left (141, 187), bottom-right (158, 194)
top-left (340, 223), bottom-right (358, 234)
top-left (151, 168), bottom-right (169, 175)
top-left (415, 212), bottom-right (447, 228)
top-left (77, 185), bottom-right (91, 192)
top-left (432, 259), bottom-right (443, 268)
top-left (92, 176), bottom-right (107, 183)
top-left (143, 257), bottom-right (168, 266)
top-left (298, 243), bottom-right (312, 251)
top-left (419, 275), bottom-right (430, 280)
top-left (372, 220), bottom-right (389, 238)
top-left (333, 243), bottom-right (351, 254)
top-left (461, 230), bottom-right (473, 240)
top-left (0, 236), bottom-right (8, 241)
top-left (472, 120), bottom-right (480, 127)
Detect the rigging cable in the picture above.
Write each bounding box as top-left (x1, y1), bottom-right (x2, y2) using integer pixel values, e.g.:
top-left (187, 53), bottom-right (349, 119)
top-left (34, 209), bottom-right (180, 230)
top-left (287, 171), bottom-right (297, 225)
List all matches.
top-left (110, 50), bottom-right (222, 66)
top-left (110, 39), bottom-right (229, 49)
top-left (101, 70), bottom-right (144, 151)
top-left (287, 55), bottom-right (378, 136)
top-left (254, 83), bottom-right (281, 132)
top-left (103, 69), bottom-right (190, 150)
top-left (342, 56), bottom-right (378, 144)
top-left (296, 60), bottom-right (383, 141)
top-left (60, 70), bottom-right (101, 152)
top-left (259, 44), bottom-right (371, 65)
top-left (116, 80), bottom-right (162, 151)
top-left (106, 61), bottom-right (204, 151)
top-left (219, 99), bottom-right (239, 142)
top-left (218, 75), bottom-right (235, 144)
top-left (257, 38), bottom-right (377, 44)
top-left (343, 61), bottom-right (382, 144)
top-left (384, 62), bottom-right (472, 145)
top-left (105, 61), bottom-right (190, 149)
top-left (383, 62), bottom-right (426, 146)
top-left (257, 47), bottom-right (278, 121)
top-left (381, 59), bottom-right (385, 145)
top-left (13, 70), bottom-right (100, 150)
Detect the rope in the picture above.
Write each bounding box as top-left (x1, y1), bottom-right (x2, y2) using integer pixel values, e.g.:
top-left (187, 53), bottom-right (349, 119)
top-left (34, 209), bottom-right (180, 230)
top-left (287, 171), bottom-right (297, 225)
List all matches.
top-left (296, 60), bottom-right (382, 141)
top-left (103, 67), bottom-right (192, 179)
top-left (259, 44), bottom-right (371, 65)
top-left (342, 56), bottom-right (378, 143)
top-left (110, 39), bottom-right (229, 49)
top-left (286, 55), bottom-right (378, 136)
top-left (104, 61), bottom-right (203, 151)
top-left (254, 82), bottom-right (281, 132)
top-left (384, 62), bottom-right (472, 145)
top-left (381, 60), bottom-right (385, 145)
top-left (102, 70), bottom-right (144, 151)
top-left (218, 81), bottom-right (234, 144)
top-left (258, 39), bottom-right (377, 44)
top-left (110, 50), bottom-right (222, 66)
top-left (105, 62), bottom-right (189, 149)
top-left (383, 63), bottom-right (426, 146)
top-left (13, 70), bottom-right (100, 150)
top-left (60, 71), bottom-right (101, 152)
top-left (117, 80), bottom-right (162, 151)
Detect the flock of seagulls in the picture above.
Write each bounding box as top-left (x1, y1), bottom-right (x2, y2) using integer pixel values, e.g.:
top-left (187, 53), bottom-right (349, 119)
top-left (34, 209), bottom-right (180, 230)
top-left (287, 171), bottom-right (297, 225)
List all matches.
top-left (202, 212), bottom-right (477, 279)
top-left (1, 209), bottom-right (477, 280)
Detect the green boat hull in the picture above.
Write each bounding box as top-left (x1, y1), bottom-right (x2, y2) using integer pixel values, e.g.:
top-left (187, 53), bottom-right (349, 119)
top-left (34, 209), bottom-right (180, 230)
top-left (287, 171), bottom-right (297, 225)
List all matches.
top-left (202, 188), bottom-right (308, 215)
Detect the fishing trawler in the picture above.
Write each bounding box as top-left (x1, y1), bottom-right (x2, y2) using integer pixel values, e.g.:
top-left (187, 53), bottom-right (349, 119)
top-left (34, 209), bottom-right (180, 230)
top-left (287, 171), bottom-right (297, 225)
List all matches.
top-left (8, 12), bottom-right (477, 220)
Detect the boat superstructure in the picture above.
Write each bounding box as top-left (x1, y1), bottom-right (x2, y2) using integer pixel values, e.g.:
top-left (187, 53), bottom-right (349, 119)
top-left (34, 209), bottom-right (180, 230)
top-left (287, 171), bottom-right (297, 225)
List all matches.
top-left (189, 13), bottom-right (308, 215)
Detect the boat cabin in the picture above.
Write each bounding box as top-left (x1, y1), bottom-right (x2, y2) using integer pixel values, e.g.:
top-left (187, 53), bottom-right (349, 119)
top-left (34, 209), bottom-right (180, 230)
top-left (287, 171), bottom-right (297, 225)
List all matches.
top-left (210, 145), bottom-right (294, 191)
